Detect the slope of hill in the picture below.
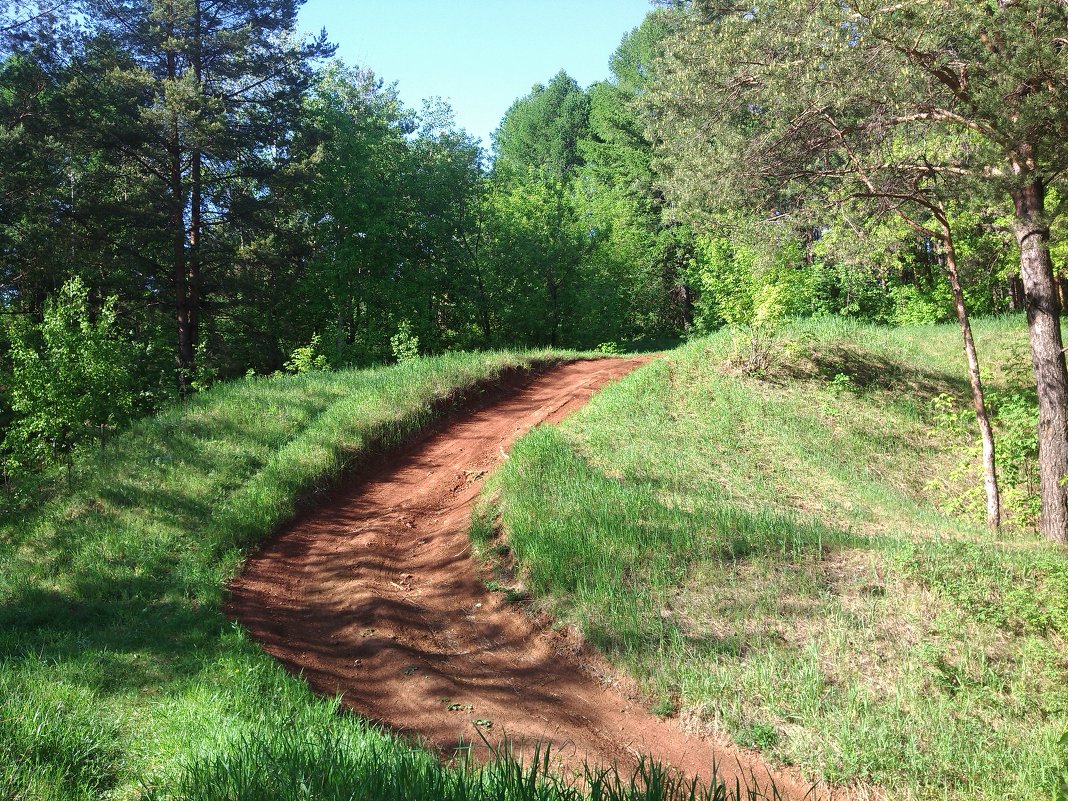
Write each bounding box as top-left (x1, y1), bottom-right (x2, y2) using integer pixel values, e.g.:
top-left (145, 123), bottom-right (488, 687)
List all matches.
top-left (476, 316), bottom-right (1068, 801)
top-left (0, 351), bottom-right (579, 801)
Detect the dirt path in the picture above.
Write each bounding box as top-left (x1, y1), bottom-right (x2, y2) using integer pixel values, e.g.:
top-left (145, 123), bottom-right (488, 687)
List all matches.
top-left (228, 359), bottom-right (821, 799)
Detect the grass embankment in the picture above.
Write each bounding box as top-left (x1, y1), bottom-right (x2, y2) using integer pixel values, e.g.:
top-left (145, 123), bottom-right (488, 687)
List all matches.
top-left (475, 316), bottom-right (1068, 801)
top-left (0, 349), bottom-right (753, 801)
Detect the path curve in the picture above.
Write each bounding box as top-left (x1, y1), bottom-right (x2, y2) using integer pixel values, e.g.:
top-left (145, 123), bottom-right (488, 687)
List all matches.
top-left (228, 358), bottom-right (820, 799)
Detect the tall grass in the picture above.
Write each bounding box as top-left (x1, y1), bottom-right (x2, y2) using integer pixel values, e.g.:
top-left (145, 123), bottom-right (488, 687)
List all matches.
top-left (156, 701), bottom-right (772, 801)
top-left (474, 424), bottom-right (833, 655)
top-left (478, 316), bottom-right (1068, 801)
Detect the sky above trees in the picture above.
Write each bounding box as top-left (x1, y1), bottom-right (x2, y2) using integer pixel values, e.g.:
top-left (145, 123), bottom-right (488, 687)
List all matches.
top-left (296, 0), bottom-right (651, 145)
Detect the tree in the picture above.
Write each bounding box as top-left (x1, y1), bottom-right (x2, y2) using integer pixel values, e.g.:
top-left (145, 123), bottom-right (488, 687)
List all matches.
top-left (578, 9), bottom-right (694, 341)
top-left (648, 0), bottom-right (1068, 537)
top-left (847, 0), bottom-right (1068, 541)
top-left (493, 70), bottom-right (589, 184)
top-left (5, 278), bottom-right (134, 481)
top-left (300, 63), bottom-right (413, 364)
top-left (298, 67), bottom-right (488, 362)
top-left (81, 0), bottom-right (333, 393)
top-left (400, 99), bottom-right (486, 352)
top-left (485, 168), bottom-right (588, 347)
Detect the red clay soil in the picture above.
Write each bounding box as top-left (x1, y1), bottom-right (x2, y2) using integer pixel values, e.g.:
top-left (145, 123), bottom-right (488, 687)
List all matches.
top-left (228, 358), bottom-right (826, 800)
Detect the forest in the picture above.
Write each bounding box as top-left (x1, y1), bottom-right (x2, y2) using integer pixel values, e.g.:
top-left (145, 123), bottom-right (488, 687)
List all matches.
top-left (2, 0), bottom-right (1067, 542)
top-left (4, 2), bottom-right (1068, 800)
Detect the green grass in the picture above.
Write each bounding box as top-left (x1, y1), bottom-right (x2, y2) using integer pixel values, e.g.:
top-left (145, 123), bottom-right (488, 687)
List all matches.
top-left (1, 348), bottom-right (775, 801)
top-left (476, 316), bottom-right (1068, 801)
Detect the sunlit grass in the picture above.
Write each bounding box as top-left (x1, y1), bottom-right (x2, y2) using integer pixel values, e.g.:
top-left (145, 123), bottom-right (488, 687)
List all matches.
top-left (478, 315), bottom-right (1068, 801)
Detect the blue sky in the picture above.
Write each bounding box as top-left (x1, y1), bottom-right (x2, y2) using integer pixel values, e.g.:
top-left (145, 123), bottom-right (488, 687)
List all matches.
top-left (297, 0), bottom-right (654, 147)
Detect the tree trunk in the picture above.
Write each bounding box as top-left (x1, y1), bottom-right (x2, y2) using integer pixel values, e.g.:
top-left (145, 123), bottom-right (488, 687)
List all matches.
top-left (1012, 180), bottom-right (1068, 543)
top-left (942, 230), bottom-right (1001, 530)
top-left (189, 146), bottom-right (202, 368)
top-left (165, 28), bottom-right (194, 397)
top-left (1008, 274), bottom-right (1025, 311)
top-left (187, 0), bottom-right (203, 379)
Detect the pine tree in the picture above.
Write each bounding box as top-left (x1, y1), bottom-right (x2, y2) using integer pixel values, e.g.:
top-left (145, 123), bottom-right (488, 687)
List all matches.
top-left (82, 0), bottom-right (333, 392)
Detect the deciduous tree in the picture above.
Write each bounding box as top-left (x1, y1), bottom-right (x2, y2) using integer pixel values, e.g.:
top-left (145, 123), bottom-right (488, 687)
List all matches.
top-left (649, 0), bottom-right (1068, 537)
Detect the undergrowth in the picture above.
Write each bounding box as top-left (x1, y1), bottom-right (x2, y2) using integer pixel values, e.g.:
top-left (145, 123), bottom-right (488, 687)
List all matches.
top-left (477, 315), bottom-right (1068, 801)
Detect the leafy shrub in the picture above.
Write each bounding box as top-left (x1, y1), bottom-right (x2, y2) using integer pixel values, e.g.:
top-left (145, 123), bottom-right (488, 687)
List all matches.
top-left (283, 334), bottom-right (330, 374)
top-left (827, 372), bottom-right (855, 395)
top-left (927, 386), bottom-right (1040, 528)
top-left (4, 277), bottom-right (135, 475)
top-left (190, 339), bottom-right (220, 392)
top-left (988, 388), bottom-right (1040, 524)
top-left (391, 320), bottom-right (421, 363)
top-left (595, 341), bottom-right (623, 355)
top-left (890, 284), bottom-right (948, 326)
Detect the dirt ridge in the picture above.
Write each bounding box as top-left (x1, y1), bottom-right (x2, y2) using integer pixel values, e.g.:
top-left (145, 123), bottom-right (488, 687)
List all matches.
top-left (228, 358), bottom-right (824, 800)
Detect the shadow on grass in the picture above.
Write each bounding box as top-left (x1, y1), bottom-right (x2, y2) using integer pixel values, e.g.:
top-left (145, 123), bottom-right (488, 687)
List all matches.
top-left (0, 575), bottom-right (229, 690)
top-left (802, 344), bottom-right (970, 400)
top-left (491, 426), bottom-right (851, 665)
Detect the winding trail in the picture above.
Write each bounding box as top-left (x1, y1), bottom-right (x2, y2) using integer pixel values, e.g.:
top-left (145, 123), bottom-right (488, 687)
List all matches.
top-left (228, 358), bottom-right (820, 799)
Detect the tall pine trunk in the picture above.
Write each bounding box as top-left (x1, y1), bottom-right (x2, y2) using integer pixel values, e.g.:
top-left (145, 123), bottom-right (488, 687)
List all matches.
top-left (1012, 178), bottom-right (1068, 543)
top-left (942, 227), bottom-right (1001, 529)
top-left (188, 0), bottom-right (203, 377)
top-left (171, 144), bottom-right (193, 393)
top-left (188, 147), bottom-right (202, 369)
top-left (168, 45), bottom-right (194, 395)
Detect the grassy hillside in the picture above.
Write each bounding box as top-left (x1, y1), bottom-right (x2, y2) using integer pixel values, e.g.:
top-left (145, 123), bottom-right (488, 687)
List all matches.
top-left (0, 350), bottom-right (636, 801)
top-left (476, 316), bottom-right (1068, 801)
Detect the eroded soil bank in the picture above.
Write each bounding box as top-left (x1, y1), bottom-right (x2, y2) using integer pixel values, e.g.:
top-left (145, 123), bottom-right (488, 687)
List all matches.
top-left (228, 358), bottom-right (822, 800)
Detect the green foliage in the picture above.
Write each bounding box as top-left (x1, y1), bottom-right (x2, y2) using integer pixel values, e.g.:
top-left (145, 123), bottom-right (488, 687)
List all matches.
top-left (687, 236), bottom-right (818, 334)
top-left (642, 0), bottom-right (1047, 343)
top-left (889, 284), bottom-right (946, 327)
top-left (686, 238), bottom-right (755, 332)
top-left (989, 388), bottom-right (1041, 523)
top-left (826, 372), bottom-right (854, 395)
top-left (927, 344), bottom-right (1041, 527)
top-left (190, 340), bottom-right (219, 394)
top-left (493, 70), bottom-right (590, 183)
top-left (283, 334), bottom-right (331, 374)
top-left (483, 169), bottom-right (590, 347)
top-left (301, 64), bottom-right (501, 363)
top-left (390, 321), bottom-right (421, 363)
top-left (4, 278), bottom-right (135, 472)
